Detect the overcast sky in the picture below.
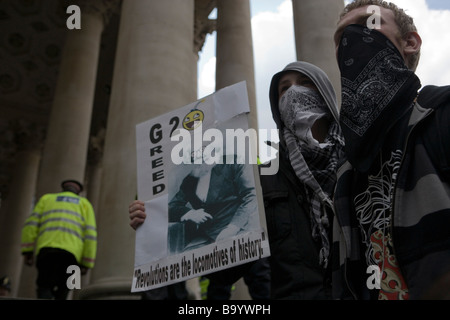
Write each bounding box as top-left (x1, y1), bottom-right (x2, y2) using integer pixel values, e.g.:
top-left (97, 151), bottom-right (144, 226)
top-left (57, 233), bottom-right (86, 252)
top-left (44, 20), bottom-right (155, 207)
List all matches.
top-left (197, 0), bottom-right (450, 161)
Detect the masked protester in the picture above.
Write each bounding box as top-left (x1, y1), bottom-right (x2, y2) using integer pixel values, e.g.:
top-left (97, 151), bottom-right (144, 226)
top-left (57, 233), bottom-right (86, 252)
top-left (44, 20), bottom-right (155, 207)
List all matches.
top-left (262, 61), bottom-right (344, 299)
top-left (332, 0), bottom-right (450, 300)
top-left (209, 61), bottom-right (345, 299)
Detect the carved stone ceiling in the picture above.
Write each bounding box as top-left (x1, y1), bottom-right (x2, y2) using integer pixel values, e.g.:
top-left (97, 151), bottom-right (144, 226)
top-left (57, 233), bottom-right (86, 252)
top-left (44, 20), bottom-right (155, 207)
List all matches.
top-left (0, 0), bottom-right (66, 197)
top-left (0, 0), bottom-right (216, 198)
top-left (0, 0), bottom-right (66, 125)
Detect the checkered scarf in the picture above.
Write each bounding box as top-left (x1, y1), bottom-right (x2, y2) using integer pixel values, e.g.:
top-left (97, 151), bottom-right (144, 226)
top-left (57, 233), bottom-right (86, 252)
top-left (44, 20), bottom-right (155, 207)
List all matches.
top-left (283, 121), bottom-right (344, 268)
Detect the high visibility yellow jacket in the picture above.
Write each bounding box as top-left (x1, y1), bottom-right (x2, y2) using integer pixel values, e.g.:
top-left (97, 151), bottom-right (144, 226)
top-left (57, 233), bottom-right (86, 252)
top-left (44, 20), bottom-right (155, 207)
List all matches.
top-left (21, 191), bottom-right (97, 268)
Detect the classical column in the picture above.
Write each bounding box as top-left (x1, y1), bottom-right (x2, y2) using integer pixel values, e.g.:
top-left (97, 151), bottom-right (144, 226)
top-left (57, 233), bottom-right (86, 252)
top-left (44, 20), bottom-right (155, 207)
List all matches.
top-left (292, 0), bottom-right (345, 101)
top-left (70, 129), bottom-right (105, 299)
top-left (216, 0), bottom-right (257, 130)
top-left (17, 0), bottom-right (118, 298)
top-left (215, 0), bottom-right (256, 300)
top-left (86, 128), bottom-right (106, 217)
top-left (0, 120), bottom-right (43, 297)
top-left (35, 0), bottom-right (112, 198)
top-left (80, 0), bottom-right (197, 299)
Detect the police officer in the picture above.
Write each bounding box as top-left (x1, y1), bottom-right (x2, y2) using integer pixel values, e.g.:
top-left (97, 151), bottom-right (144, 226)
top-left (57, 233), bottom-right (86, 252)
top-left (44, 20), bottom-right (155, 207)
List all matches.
top-left (21, 180), bottom-right (97, 300)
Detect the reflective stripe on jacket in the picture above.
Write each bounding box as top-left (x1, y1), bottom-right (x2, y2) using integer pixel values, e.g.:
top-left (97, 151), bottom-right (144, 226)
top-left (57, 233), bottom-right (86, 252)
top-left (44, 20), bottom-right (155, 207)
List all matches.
top-left (21, 191), bottom-right (97, 268)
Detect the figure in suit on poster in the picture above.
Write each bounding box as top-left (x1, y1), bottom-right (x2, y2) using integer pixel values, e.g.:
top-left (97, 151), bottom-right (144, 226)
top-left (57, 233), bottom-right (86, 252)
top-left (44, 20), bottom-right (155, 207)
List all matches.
top-left (167, 154), bottom-right (259, 255)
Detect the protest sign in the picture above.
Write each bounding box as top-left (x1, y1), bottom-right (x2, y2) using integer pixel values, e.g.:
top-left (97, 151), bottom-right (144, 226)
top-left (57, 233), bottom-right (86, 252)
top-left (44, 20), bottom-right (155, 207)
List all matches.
top-left (132, 81), bottom-right (270, 292)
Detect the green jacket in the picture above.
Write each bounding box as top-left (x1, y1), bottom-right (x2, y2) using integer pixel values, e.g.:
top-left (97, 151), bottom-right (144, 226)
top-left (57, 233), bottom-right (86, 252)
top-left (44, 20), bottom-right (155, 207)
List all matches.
top-left (21, 191), bottom-right (97, 268)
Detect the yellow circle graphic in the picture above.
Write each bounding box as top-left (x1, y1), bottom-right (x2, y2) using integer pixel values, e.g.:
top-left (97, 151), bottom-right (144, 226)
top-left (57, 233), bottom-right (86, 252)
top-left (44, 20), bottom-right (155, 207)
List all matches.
top-left (182, 109), bottom-right (204, 130)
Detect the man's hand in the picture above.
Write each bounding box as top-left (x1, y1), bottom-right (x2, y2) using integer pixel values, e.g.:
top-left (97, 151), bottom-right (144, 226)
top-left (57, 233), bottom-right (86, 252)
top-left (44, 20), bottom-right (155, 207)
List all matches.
top-left (129, 200), bottom-right (146, 230)
top-left (23, 252), bottom-right (34, 266)
top-left (181, 209), bottom-right (212, 225)
top-left (80, 266), bottom-right (88, 275)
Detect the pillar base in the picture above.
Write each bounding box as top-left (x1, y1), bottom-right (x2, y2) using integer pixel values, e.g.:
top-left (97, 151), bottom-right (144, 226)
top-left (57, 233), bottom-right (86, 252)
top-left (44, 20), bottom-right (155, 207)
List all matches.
top-left (78, 277), bottom-right (141, 300)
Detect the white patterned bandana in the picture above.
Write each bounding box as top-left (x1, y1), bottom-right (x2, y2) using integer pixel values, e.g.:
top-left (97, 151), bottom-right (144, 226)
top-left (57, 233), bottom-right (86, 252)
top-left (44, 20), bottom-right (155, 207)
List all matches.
top-left (280, 86), bottom-right (345, 268)
top-left (279, 85), bottom-right (330, 148)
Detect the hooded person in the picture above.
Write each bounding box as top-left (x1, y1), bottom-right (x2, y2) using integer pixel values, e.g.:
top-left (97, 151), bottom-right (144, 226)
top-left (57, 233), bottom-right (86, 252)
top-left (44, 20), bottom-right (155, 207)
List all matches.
top-left (258, 61), bottom-right (345, 299)
top-left (128, 61), bottom-right (344, 300)
top-left (332, 1), bottom-right (450, 300)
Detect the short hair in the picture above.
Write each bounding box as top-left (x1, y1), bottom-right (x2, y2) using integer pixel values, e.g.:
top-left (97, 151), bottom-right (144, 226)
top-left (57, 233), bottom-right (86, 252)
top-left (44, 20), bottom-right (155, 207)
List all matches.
top-left (340, 0), bottom-right (420, 71)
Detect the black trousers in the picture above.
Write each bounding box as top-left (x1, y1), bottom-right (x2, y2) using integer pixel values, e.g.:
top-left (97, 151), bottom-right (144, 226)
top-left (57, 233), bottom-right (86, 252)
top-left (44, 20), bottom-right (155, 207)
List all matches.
top-left (36, 247), bottom-right (78, 300)
top-left (207, 258), bottom-right (271, 300)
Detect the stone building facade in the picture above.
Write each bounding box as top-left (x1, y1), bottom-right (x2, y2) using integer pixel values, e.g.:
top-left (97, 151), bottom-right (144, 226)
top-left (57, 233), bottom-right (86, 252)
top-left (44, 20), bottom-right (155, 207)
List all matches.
top-left (0, 0), bottom-right (343, 299)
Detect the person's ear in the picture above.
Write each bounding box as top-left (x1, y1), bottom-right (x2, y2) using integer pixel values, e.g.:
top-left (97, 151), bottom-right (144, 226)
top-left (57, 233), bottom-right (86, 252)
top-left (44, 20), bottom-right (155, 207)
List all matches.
top-left (402, 31), bottom-right (422, 57)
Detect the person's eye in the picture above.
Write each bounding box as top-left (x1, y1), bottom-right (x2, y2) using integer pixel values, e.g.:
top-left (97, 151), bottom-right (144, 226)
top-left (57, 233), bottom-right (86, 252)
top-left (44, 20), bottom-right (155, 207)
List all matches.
top-left (279, 85), bottom-right (290, 95)
top-left (300, 80), bottom-right (315, 89)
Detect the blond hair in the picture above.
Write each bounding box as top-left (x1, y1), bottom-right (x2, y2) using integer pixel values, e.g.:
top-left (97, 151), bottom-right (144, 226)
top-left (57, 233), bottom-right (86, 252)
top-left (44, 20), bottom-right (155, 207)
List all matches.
top-left (340, 0), bottom-right (420, 70)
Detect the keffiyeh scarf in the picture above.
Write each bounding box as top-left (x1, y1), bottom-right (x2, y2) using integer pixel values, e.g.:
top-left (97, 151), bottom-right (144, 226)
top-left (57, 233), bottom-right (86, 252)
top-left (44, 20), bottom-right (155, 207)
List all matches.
top-left (280, 85), bottom-right (345, 268)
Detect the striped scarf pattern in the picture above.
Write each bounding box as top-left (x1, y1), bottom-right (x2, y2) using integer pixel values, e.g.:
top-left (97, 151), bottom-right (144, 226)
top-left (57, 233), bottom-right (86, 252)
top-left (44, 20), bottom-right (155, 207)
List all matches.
top-left (283, 121), bottom-right (344, 268)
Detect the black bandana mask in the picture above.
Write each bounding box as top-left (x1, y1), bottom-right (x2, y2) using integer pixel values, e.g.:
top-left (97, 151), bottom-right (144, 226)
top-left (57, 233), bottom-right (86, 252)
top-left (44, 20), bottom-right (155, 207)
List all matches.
top-left (337, 24), bottom-right (421, 172)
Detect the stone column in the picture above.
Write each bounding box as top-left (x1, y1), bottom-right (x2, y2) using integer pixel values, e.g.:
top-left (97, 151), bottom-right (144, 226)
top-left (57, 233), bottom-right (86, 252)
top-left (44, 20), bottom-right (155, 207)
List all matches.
top-left (35, 0), bottom-right (111, 198)
top-left (215, 0), bottom-right (256, 300)
top-left (71, 129), bottom-right (105, 299)
top-left (86, 128), bottom-right (106, 217)
top-left (80, 0), bottom-right (197, 299)
top-left (216, 0), bottom-right (257, 130)
top-left (17, 0), bottom-right (118, 298)
top-left (0, 120), bottom-right (43, 297)
top-left (292, 0), bottom-right (344, 102)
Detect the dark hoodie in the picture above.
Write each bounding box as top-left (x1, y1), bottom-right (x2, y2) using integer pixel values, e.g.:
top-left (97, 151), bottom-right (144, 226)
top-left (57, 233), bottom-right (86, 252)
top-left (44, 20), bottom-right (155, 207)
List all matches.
top-left (260, 61), bottom-right (341, 299)
top-left (207, 62), bottom-right (342, 299)
top-left (269, 61), bottom-right (340, 135)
